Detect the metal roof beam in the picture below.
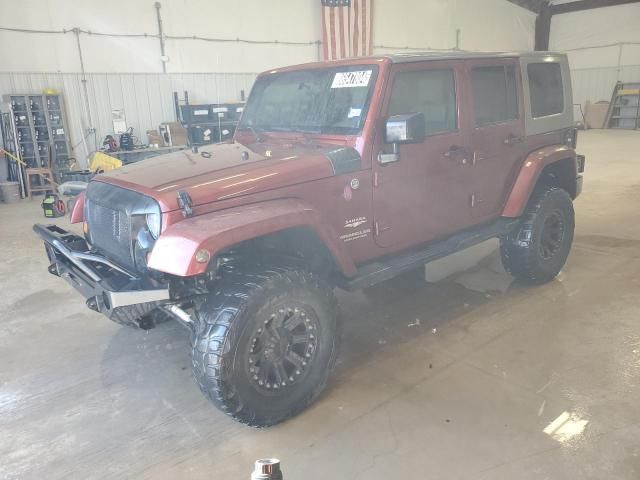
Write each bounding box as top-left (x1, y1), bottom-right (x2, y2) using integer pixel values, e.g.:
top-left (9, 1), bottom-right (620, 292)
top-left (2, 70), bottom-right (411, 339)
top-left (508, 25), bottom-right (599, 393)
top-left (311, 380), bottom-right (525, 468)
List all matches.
top-left (551, 0), bottom-right (640, 14)
top-left (506, 0), bottom-right (545, 13)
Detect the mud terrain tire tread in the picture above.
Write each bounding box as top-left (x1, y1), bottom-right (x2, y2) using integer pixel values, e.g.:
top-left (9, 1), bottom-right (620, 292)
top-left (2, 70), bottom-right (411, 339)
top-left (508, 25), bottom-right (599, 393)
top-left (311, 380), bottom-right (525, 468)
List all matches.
top-left (501, 185), bottom-right (575, 285)
top-left (191, 265), bottom-right (338, 427)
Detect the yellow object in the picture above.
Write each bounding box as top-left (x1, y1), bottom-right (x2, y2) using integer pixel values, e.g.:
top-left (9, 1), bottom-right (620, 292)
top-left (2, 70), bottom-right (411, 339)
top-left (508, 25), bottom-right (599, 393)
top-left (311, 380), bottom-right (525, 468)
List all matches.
top-left (1, 148), bottom-right (27, 167)
top-left (43, 88), bottom-right (59, 95)
top-left (1, 149), bottom-right (58, 190)
top-left (89, 152), bottom-right (123, 173)
top-left (619, 89), bottom-right (640, 96)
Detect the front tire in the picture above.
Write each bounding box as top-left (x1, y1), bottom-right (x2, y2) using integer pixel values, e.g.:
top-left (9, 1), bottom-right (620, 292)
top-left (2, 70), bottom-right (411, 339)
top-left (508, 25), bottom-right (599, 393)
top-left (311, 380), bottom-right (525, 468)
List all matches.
top-left (191, 265), bottom-right (338, 426)
top-left (501, 185), bottom-right (575, 285)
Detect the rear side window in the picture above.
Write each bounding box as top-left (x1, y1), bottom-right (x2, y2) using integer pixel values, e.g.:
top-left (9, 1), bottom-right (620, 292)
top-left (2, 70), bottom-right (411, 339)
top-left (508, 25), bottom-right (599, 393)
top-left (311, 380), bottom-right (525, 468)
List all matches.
top-left (387, 69), bottom-right (457, 136)
top-left (471, 65), bottom-right (518, 126)
top-left (528, 62), bottom-right (564, 117)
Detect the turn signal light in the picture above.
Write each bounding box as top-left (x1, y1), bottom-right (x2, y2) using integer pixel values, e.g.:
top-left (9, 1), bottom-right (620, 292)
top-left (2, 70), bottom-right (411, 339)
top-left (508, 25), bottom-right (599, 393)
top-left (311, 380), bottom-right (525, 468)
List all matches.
top-left (195, 249), bottom-right (211, 264)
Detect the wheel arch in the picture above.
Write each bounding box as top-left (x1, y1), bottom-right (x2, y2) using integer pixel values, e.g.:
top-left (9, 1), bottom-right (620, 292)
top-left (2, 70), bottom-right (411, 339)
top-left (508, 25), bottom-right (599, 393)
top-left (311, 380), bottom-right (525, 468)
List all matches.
top-left (217, 225), bottom-right (344, 279)
top-left (538, 157), bottom-right (578, 198)
top-left (503, 145), bottom-right (577, 218)
top-left (147, 198), bottom-right (356, 278)
top-left (69, 191), bottom-right (85, 224)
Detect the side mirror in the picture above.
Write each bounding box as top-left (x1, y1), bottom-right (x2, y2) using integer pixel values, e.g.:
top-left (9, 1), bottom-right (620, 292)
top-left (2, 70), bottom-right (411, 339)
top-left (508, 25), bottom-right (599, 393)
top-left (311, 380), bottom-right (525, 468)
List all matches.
top-left (385, 113), bottom-right (425, 144)
top-left (379, 113), bottom-right (425, 165)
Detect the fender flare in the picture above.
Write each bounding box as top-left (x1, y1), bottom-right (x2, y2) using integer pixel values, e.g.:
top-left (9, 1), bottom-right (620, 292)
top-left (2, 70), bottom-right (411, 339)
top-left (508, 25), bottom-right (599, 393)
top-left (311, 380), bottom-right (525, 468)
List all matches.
top-left (502, 145), bottom-right (577, 218)
top-left (147, 198), bottom-right (356, 277)
top-left (70, 192), bottom-right (85, 224)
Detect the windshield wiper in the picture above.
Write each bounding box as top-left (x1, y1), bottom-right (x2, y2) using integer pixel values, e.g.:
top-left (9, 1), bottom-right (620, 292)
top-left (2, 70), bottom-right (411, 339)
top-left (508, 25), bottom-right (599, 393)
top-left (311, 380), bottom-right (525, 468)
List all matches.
top-left (238, 125), bottom-right (263, 143)
top-left (292, 127), bottom-right (322, 134)
top-left (239, 125), bottom-right (323, 136)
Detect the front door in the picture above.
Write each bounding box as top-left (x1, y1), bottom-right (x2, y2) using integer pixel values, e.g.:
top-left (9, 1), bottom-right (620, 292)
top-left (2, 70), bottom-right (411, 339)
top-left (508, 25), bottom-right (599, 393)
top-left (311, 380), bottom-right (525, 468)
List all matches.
top-left (372, 61), bottom-right (473, 249)
top-left (465, 58), bottom-right (526, 220)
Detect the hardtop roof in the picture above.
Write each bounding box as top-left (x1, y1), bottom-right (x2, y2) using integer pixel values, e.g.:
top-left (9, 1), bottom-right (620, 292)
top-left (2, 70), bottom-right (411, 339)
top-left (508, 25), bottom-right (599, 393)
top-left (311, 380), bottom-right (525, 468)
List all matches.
top-left (383, 50), bottom-right (565, 63)
top-left (270, 51), bottom-right (567, 74)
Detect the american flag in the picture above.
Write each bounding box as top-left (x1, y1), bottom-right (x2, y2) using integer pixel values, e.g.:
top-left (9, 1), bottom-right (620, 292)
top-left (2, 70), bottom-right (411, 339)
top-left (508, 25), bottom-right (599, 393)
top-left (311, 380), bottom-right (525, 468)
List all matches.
top-left (321, 0), bottom-right (373, 61)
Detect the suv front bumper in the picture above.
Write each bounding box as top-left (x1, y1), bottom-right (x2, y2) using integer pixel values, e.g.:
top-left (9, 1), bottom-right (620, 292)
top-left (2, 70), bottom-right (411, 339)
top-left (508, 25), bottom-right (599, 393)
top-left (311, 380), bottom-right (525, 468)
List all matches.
top-left (33, 224), bottom-right (170, 322)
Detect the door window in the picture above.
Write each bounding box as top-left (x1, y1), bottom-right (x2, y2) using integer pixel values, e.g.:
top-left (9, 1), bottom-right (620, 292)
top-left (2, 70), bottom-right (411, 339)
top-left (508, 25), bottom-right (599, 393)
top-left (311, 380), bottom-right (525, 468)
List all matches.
top-left (527, 62), bottom-right (564, 118)
top-left (471, 65), bottom-right (518, 126)
top-left (387, 69), bottom-right (457, 136)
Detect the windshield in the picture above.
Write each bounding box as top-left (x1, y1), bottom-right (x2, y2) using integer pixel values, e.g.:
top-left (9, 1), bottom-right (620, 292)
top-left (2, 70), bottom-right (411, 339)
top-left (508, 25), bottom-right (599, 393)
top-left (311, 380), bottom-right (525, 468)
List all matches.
top-left (239, 65), bottom-right (378, 135)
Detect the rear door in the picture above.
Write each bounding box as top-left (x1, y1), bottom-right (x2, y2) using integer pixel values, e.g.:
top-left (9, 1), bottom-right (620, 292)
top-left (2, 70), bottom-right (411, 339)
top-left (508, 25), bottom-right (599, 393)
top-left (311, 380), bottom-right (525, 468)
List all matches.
top-left (465, 58), bottom-right (525, 220)
top-left (372, 60), bottom-right (473, 249)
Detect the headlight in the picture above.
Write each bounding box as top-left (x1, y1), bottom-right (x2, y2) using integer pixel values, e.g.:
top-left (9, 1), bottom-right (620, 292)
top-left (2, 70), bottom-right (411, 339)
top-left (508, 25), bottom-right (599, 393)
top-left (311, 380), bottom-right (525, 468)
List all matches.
top-left (146, 213), bottom-right (161, 239)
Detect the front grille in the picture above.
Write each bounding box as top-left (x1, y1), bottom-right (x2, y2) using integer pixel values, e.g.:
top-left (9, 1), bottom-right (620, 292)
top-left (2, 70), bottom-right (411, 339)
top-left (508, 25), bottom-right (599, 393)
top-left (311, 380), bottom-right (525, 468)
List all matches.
top-left (85, 181), bottom-right (161, 272)
top-left (86, 201), bottom-right (134, 269)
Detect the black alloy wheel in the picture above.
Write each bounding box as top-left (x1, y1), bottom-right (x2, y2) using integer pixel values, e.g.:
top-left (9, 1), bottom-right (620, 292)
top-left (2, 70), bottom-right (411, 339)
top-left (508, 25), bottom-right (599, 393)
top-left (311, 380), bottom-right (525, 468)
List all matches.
top-left (246, 305), bottom-right (320, 392)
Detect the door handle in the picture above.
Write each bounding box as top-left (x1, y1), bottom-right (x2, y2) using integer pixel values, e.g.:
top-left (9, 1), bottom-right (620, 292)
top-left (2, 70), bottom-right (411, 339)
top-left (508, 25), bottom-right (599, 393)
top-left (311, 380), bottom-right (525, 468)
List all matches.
top-left (443, 145), bottom-right (465, 158)
top-left (444, 145), bottom-right (468, 165)
top-left (503, 134), bottom-right (523, 145)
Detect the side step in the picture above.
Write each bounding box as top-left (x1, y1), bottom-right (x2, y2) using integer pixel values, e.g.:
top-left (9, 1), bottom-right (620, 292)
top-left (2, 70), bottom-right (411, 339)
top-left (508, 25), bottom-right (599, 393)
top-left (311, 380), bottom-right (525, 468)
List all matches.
top-left (345, 218), bottom-right (519, 291)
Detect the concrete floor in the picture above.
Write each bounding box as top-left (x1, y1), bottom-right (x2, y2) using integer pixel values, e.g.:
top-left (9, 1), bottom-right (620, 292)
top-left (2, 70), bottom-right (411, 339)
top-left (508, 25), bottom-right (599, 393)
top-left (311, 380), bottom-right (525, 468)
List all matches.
top-left (1, 130), bottom-right (640, 479)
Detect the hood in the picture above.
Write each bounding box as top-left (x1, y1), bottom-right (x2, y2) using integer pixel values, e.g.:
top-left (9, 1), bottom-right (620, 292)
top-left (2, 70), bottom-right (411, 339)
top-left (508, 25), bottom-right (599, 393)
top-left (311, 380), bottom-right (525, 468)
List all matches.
top-left (98, 139), bottom-right (361, 212)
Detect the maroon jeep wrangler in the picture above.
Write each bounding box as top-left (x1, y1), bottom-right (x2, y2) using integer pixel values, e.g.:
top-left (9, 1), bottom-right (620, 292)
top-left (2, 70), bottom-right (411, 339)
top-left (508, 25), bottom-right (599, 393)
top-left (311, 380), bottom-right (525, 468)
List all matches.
top-left (35, 51), bottom-right (584, 426)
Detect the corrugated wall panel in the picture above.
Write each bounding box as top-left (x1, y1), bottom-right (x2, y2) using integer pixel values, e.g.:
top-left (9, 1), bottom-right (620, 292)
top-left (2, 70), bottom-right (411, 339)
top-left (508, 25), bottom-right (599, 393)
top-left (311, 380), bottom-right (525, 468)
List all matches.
top-left (571, 64), bottom-right (640, 113)
top-left (0, 72), bottom-right (257, 173)
top-left (621, 65), bottom-right (640, 84)
top-left (89, 74), bottom-right (113, 146)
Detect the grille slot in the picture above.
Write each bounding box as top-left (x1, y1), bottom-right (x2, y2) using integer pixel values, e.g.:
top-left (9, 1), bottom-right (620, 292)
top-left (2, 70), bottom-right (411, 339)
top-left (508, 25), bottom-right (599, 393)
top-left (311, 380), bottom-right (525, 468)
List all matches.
top-left (85, 181), bottom-right (161, 272)
top-left (87, 202), bottom-right (133, 269)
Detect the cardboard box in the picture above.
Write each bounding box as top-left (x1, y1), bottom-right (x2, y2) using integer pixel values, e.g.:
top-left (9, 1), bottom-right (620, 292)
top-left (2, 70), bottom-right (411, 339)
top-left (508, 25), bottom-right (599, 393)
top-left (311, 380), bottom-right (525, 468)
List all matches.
top-left (146, 130), bottom-right (164, 146)
top-left (584, 101), bottom-right (609, 129)
top-left (158, 122), bottom-right (188, 146)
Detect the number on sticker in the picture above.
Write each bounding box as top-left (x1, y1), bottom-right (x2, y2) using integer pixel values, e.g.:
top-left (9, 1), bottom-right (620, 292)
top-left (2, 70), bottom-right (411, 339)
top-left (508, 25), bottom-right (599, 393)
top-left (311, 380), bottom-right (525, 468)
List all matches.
top-left (331, 70), bottom-right (372, 89)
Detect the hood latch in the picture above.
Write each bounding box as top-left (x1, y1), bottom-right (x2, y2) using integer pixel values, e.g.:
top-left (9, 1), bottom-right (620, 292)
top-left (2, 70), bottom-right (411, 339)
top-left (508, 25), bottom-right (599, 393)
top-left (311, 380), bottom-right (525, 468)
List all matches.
top-left (177, 190), bottom-right (194, 218)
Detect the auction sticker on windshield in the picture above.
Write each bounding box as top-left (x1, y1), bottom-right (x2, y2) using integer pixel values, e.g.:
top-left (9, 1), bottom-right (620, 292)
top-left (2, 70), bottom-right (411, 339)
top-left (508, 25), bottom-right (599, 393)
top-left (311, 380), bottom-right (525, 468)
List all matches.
top-left (331, 70), bottom-right (372, 89)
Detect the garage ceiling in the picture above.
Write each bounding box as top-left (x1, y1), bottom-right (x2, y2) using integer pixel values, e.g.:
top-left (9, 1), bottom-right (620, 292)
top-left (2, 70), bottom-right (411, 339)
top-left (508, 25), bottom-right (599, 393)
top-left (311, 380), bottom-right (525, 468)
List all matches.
top-left (507, 0), bottom-right (549, 12)
top-left (507, 0), bottom-right (640, 13)
top-left (508, 0), bottom-right (640, 49)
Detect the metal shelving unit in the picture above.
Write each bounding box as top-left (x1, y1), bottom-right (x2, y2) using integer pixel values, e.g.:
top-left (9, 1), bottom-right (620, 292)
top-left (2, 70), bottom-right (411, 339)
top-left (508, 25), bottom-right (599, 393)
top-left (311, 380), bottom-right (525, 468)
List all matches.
top-left (2, 93), bottom-right (72, 182)
top-left (1, 111), bottom-right (23, 188)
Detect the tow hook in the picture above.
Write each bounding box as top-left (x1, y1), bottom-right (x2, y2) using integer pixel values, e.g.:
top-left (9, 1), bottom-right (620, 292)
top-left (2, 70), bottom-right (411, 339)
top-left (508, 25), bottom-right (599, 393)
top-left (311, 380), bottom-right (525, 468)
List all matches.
top-left (47, 263), bottom-right (60, 276)
top-left (86, 295), bottom-right (104, 313)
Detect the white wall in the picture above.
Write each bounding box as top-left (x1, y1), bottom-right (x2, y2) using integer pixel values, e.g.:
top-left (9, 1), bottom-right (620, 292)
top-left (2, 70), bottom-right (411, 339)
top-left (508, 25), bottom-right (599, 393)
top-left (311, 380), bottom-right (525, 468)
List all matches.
top-left (373, 0), bottom-right (535, 52)
top-left (0, 0), bottom-right (535, 176)
top-left (1, 0), bottom-right (535, 75)
top-left (0, 0), bottom-right (321, 73)
top-left (549, 3), bottom-right (640, 107)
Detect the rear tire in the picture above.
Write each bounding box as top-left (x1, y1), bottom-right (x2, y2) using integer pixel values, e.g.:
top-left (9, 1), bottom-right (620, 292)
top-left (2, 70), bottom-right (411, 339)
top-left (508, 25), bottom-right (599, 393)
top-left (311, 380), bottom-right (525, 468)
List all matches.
top-left (191, 265), bottom-right (338, 426)
top-left (501, 185), bottom-right (575, 285)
